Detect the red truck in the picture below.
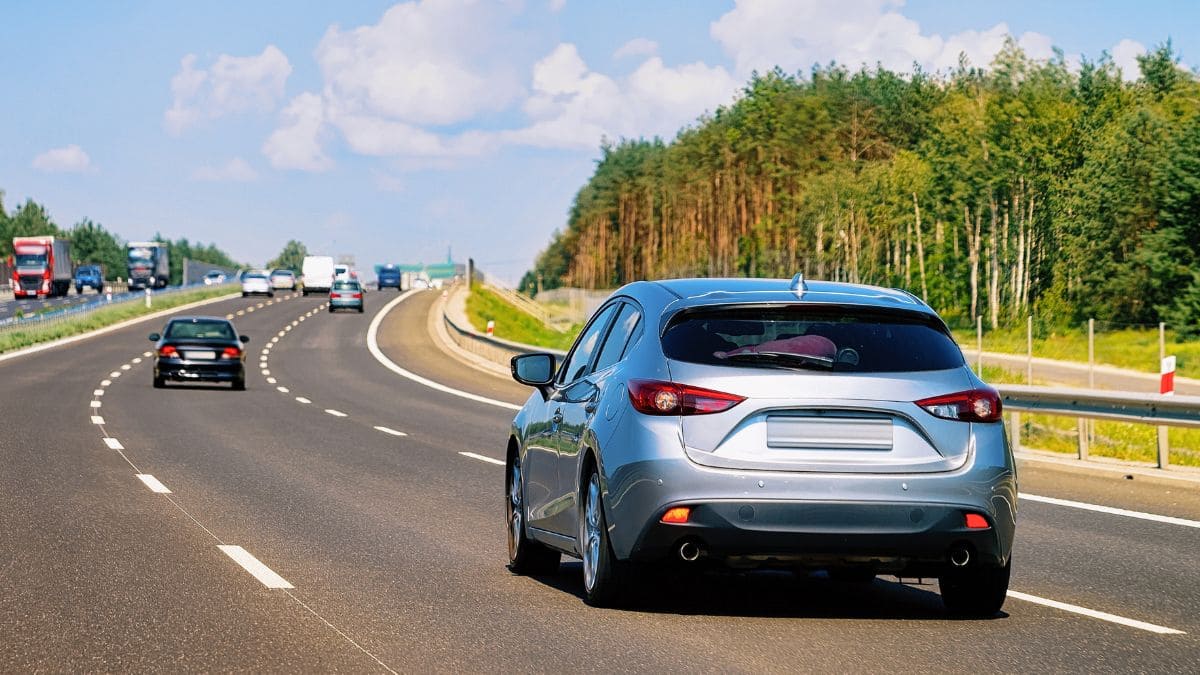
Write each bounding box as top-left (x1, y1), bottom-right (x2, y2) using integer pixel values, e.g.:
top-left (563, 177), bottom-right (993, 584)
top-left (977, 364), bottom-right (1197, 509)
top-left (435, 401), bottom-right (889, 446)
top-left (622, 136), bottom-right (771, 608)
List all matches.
top-left (10, 236), bottom-right (73, 299)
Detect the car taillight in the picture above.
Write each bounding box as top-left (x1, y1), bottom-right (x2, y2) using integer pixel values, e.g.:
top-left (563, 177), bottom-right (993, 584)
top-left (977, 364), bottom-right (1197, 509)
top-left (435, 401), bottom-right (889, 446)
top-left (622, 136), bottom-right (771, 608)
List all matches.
top-left (221, 347), bottom-right (241, 359)
top-left (159, 345), bottom-right (178, 357)
top-left (964, 513), bottom-right (990, 529)
top-left (351, 292), bottom-right (362, 299)
top-left (916, 388), bottom-right (1002, 422)
top-left (628, 379), bottom-right (745, 416)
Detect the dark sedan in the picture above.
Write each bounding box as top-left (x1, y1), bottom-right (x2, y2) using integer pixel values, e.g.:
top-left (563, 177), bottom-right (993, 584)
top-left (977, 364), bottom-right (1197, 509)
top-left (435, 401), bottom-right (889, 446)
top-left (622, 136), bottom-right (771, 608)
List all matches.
top-left (149, 316), bottom-right (249, 389)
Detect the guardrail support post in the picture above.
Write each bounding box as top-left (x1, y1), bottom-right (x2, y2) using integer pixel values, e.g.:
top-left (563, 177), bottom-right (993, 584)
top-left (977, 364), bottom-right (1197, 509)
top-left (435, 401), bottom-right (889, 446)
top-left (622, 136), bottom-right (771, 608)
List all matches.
top-left (1077, 418), bottom-right (1089, 460)
top-left (1157, 427), bottom-right (1169, 468)
top-left (1010, 412), bottom-right (1021, 452)
top-left (144, 287), bottom-right (152, 308)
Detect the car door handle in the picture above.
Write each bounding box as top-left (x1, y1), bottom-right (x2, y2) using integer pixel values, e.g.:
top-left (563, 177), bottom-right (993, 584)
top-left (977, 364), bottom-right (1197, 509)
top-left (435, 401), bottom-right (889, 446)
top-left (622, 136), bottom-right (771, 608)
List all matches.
top-left (552, 409), bottom-right (564, 424)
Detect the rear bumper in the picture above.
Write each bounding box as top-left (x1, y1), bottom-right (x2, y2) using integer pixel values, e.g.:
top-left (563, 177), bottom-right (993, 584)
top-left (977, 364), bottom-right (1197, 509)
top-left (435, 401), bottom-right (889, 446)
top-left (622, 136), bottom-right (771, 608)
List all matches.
top-left (155, 358), bottom-right (244, 382)
top-left (330, 298), bottom-right (363, 310)
top-left (630, 500), bottom-right (1006, 573)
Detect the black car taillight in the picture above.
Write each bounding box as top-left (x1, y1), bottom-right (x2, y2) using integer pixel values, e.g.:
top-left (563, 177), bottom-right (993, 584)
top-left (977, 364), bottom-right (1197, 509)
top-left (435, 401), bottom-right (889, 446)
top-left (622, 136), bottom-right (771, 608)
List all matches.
top-left (916, 388), bottom-right (1002, 422)
top-left (628, 379), bottom-right (745, 416)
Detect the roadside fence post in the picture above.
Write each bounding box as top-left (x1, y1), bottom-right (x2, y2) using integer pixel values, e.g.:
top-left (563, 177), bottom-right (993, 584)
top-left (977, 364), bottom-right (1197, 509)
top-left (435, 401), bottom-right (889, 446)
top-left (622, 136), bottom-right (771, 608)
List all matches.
top-left (1158, 321), bottom-right (1169, 468)
top-left (145, 287), bottom-right (151, 308)
top-left (1077, 418), bottom-right (1089, 461)
top-left (1026, 315), bottom-right (1033, 385)
top-left (1010, 412), bottom-right (1021, 453)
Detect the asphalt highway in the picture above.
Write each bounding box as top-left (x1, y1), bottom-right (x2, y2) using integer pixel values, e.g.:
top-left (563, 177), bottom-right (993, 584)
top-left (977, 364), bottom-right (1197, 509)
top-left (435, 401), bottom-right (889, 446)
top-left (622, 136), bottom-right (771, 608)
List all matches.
top-left (0, 287), bottom-right (101, 319)
top-left (2, 288), bottom-right (1199, 672)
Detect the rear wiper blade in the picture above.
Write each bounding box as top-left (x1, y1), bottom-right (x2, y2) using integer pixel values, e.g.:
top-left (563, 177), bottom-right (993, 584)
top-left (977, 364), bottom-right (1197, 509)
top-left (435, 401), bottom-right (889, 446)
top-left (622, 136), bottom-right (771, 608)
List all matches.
top-left (719, 351), bottom-right (835, 370)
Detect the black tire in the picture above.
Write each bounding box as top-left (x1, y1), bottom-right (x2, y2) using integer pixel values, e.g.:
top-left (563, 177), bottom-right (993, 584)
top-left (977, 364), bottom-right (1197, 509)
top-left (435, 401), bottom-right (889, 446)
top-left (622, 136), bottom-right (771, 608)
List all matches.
top-left (506, 454), bottom-right (561, 575)
top-left (153, 375), bottom-right (165, 389)
top-left (939, 558), bottom-right (1011, 617)
top-left (829, 568), bottom-right (877, 583)
top-left (358, 306), bottom-right (364, 313)
top-left (232, 376), bottom-right (246, 391)
top-left (580, 467), bottom-right (638, 607)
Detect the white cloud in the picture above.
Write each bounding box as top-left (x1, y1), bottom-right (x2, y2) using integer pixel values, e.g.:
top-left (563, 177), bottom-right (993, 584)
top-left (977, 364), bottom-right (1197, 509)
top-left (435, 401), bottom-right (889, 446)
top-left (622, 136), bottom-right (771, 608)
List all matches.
top-left (165, 45), bottom-right (292, 134)
top-left (614, 38), bottom-right (659, 60)
top-left (508, 44), bottom-right (738, 149)
top-left (32, 144), bottom-right (92, 173)
top-left (711, 0), bottom-right (1058, 77)
top-left (1111, 39), bottom-right (1147, 81)
top-left (262, 93), bottom-right (333, 171)
top-left (191, 157), bottom-right (259, 182)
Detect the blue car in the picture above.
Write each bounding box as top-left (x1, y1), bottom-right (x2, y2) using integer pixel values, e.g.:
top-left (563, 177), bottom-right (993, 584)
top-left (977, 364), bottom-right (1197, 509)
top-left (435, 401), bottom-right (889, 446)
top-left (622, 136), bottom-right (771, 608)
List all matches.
top-left (75, 265), bottom-right (103, 294)
top-left (377, 265), bottom-right (402, 290)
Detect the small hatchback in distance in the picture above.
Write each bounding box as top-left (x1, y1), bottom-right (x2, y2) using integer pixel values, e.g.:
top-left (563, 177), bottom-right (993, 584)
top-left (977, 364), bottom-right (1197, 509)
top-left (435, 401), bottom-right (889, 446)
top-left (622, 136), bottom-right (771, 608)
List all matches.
top-left (329, 280), bottom-right (364, 313)
top-left (377, 264), bottom-right (402, 290)
top-left (149, 316), bottom-right (249, 389)
top-left (505, 275), bottom-right (1015, 616)
top-left (270, 269), bottom-right (297, 290)
top-left (204, 270), bottom-right (227, 285)
top-left (241, 271), bottom-right (273, 297)
top-left (75, 265), bottom-right (103, 294)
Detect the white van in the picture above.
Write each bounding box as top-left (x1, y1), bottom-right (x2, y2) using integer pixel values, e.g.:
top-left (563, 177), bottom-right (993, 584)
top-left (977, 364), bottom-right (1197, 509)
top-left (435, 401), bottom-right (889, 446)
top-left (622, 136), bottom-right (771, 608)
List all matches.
top-left (334, 263), bottom-right (351, 282)
top-left (302, 255), bottom-right (335, 296)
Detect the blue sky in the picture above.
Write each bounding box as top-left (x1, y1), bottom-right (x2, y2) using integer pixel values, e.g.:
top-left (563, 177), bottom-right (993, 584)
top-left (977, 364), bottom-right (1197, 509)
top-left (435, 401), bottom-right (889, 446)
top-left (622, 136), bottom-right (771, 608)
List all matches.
top-left (2, 0), bottom-right (1197, 284)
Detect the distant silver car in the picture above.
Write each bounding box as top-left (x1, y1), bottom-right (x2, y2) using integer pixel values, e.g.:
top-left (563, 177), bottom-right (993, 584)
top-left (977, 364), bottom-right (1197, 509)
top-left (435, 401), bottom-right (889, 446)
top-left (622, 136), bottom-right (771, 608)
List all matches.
top-left (506, 276), bottom-right (1015, 615)
top-left (240, 272), bottom-right (273, 297)
top-left (270, 269), bottom-right (297, 290)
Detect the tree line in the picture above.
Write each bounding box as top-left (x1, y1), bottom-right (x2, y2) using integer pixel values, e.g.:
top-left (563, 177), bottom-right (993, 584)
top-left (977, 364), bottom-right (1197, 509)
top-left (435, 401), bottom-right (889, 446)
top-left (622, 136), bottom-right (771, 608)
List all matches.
top-left (523, 40), bottom-right (1200, 334)
top-left (0, 191), bottom-right (241, 286)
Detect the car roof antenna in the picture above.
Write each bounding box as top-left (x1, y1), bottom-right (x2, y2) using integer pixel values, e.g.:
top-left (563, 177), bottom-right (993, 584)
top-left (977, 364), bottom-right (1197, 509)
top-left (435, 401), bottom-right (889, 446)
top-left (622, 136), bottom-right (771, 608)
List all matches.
top-left (790, 273), bottom-right (807, 295)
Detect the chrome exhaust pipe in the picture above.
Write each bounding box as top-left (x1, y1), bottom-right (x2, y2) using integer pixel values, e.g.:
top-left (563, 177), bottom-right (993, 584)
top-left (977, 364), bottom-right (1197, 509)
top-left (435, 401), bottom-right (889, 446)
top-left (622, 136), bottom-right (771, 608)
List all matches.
top-left (950, 547), bottom-right (970, 567)
top-left (678, 541), bottom-right (702, 562)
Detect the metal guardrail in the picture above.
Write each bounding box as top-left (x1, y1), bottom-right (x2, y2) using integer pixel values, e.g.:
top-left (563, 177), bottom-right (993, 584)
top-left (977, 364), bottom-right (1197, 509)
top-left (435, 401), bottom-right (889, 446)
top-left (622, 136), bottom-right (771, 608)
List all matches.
top-left (483, 282), bottom-right (562, 329)
top-left (998, 384), bottom-right (1199, 469)
top-left (0, 282), bottom-right (235, 334)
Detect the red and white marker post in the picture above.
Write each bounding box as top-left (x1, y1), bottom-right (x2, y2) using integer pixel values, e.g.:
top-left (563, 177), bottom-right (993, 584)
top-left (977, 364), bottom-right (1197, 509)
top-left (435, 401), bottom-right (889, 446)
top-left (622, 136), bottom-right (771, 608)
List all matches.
top-left (486, 320), bottom-right (495, 336)
top-left (1160, 355), bottom-right (1176, 396)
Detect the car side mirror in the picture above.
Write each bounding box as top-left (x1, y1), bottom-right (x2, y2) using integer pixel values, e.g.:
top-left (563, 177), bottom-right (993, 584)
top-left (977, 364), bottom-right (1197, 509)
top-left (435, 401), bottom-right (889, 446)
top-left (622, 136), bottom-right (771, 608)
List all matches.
top-left (240, 335), bottom-right (250, 343)
top-left (511, 353), bottom-right (555, 390)
top-left (148, 333), bottom-right (160, 341)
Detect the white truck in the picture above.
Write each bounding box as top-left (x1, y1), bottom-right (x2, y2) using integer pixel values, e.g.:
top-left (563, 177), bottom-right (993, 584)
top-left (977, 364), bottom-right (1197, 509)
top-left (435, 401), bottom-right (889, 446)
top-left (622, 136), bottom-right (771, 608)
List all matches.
top-left (301, 255), bottom-right (335, 296)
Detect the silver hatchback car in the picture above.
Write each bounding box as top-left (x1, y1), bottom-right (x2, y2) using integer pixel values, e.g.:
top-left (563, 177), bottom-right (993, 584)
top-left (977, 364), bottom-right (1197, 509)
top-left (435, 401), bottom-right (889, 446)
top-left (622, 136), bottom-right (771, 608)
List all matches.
top-left (506, 276), bottom-right (1015, 615)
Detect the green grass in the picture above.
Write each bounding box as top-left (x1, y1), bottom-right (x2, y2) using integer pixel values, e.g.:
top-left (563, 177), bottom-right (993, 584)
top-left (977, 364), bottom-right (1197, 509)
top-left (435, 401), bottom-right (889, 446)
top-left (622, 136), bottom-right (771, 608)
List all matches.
top-left (0, 286), bottom-right (236, 354)
top-left (1011, 413), bottom-right (1200, 468)
top-left (952, 324), bottom-right (1200, 378)
top-left (465, 284), bottom-right (580, 351)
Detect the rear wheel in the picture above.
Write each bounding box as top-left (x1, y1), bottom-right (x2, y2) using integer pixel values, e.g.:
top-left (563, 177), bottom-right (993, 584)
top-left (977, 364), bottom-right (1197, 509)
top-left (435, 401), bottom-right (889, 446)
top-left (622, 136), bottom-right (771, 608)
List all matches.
top-left (506, 455), bottom-right (560, 575)
top-left (580, 468), bottom-right (638, 607)
top-left (939, 559), bottom-right (1010, 617)
top-left (231, 375), bottom-right (246, 391)
top-left (153, 375), bottom-right (165, 389)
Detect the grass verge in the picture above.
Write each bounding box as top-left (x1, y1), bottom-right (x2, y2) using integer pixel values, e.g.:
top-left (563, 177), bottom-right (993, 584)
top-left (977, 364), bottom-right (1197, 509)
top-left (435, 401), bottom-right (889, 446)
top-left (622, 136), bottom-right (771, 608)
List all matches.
top-left (952, 324), bottom-right (1200, 378)
top-left (0, 286), bottom-right (236, 354)
top-left (465, 284), bottom-right (579, 352)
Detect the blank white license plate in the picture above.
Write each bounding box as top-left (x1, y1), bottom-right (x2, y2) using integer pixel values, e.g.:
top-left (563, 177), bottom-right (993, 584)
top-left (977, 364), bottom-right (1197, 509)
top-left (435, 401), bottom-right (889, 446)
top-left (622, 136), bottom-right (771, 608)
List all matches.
top-left (766, 416), bottom-right (893, 451)
top-left (185, 350), bottom-right (216, 360)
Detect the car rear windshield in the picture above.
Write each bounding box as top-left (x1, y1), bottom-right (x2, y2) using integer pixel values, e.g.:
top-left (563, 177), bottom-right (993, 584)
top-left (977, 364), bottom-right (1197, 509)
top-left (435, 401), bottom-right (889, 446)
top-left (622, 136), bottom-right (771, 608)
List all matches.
top-left (166, 320), bottom-right (235, 341)
top-left (662, 307), bottom-right (965, 373)
top-left (333, 281), bottom-right (359, 290)
top-left (245, 274), bottom-right (267, 280)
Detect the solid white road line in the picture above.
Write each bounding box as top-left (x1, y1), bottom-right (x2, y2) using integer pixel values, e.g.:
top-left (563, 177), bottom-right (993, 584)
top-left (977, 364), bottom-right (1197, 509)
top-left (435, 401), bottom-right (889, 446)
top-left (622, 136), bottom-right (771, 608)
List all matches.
top-left (325, 409), bottom-right (348, 417)
top-left (460, 451), bottom-right (505, 466)
top-left (365, 290), bottom-right (522, 412)
top-left (374, 426), bottom-right (408, 437)
top-left (277, 386), bottom-right (290, 393)
top-left (103, 437), bottom-right (123, 450)
top-left (91, 416), bottom-right (105, 425)
top-left (90, 400), bottom-right (102, 408)
top-left (1006, 591), bottom-right (1185, 635)
top-left (217, 545), bottom-right (294, 589)
top-left (135, 474), bottom-right (172, 494)
top-left (1020, 493), bottom-right (1200, 529)
top-left (295, 397), bottom-right (311, 404)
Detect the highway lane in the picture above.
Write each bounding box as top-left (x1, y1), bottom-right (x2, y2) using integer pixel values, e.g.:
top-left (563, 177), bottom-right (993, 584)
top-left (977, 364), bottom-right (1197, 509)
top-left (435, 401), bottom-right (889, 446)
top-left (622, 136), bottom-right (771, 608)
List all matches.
top-left (2, 287), bottom-right (1199, 671)
top-left (0, 287), bottom-right (100, 319)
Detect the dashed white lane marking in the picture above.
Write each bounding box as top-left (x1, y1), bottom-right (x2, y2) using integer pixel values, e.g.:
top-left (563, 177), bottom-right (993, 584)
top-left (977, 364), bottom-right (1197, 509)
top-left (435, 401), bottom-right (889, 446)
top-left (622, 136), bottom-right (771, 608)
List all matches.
top-left (277, 386), bottom-right (290, 393)
top-left (259, 356), bottom-right (268, 362)
top-left (90, 400), bottom-right (102, 408)
top-left (256, 303), bottom-right (264, 308)
top-left (103, 437), bottom-right (123, 450)
top-left (132, 357), bottom-right (142, 364)
top-left (261, 349), bottom-right (270, 355)
top-left (298, 317), bottom-right (305, 322)
top-left (120, 364), bottom-right (131, 371)
top-left (277, 331), bottom-right (285, 337)
top-left (1006, 591), bottom-right (1185, 635)
top-left (217, 545), bottom-right (294, 589)
top-left (267, 377), bottom-right (277, 384)
top-left (296, 397), bottom-right (311, 404)
top-left (101, 379), bottom-right (111, 387)
top-left (460, 452), bottom-right (505, 466)
top-left (135, 474), bottom-right (172, 494)
top-left (325, 409), bottom-right (348, 417)
top-left (91, 416), bottom-right (105, 425)
top-left (93, 389), bottom-right (105, 396)
top-left (373, 426), bottom-right (408, 437)
top-left (110, 371), bottom-right (121, 378)
top-left (291, 321), bottom-right (298, 327)
top-left (143, 351), bottom-right (152, 357)
top-left (271, 337), bottom-right (279, 343)
top-left (237, 310), bottom-right (245, 316)
top-left (247, 307), bottom-right (255, 313)
top-left (365, 291), bottom-right (522, 412)
top-left (262, 369), bottom-right (271, 376)
top-left (226, 314), bottom-right (234, 319)
top-left (1021, 493), bottom-right (1200, 529)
